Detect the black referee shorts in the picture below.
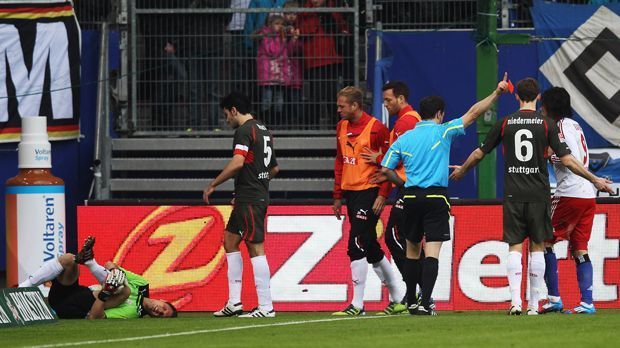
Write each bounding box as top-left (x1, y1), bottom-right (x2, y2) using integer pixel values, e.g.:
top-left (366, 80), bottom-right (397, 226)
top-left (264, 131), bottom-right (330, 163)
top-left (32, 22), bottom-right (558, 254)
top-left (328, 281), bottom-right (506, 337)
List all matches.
top-left (402, 187), bottom-right (451, 243)
top-left (48, 279), bottom-right (96, 319)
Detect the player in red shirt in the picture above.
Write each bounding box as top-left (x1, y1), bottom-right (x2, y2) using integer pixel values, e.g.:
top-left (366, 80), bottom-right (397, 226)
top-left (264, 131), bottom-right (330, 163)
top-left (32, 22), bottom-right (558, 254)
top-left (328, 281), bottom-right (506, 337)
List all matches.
top-left (361, 81), bottom-right (421, 309)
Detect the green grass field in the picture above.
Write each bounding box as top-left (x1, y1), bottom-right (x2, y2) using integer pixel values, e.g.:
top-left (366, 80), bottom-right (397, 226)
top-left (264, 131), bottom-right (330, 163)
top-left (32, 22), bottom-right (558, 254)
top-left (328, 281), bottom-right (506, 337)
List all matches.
top-left (3, 311), bottom-right (620, 348)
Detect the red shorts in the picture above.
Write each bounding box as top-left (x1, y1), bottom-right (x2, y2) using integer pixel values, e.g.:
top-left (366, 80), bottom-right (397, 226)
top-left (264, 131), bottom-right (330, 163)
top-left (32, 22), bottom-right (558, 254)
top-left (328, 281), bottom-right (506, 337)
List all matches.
top-left (548, 196), bottom-right (596, 251)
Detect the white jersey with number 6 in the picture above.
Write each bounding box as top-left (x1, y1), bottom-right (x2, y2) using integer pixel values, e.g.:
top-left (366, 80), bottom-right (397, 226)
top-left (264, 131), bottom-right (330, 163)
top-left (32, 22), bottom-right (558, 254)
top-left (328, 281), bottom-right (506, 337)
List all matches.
top-left (551, 118), bottom-right (596, 199)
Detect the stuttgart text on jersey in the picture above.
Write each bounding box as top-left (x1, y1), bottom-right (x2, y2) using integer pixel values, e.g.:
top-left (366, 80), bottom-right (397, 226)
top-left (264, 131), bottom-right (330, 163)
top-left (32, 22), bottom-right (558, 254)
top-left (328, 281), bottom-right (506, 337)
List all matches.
top-left (508, 166), bottom-right (540, 174)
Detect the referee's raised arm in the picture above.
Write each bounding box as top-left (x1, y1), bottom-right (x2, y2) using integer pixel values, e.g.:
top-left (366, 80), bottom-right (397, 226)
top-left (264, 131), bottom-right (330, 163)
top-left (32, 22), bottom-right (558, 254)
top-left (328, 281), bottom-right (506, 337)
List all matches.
top-left (460, 72), bottom-right (510, 128)
top-left (449, 73), bottom-right (510, 181)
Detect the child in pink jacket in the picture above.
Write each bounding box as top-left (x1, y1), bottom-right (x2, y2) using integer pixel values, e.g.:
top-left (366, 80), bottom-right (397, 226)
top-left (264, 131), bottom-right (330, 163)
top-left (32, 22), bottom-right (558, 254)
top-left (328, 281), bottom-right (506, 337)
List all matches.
top-left (255, 15), bottom-right (298, 125)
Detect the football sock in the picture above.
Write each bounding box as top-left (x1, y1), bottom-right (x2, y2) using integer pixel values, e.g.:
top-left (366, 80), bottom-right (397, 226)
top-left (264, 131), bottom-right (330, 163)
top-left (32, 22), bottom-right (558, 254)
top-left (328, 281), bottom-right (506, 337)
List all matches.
top-left (403, 258), bottom-right (422, 306)
top-left (85, 258), bottom-right (109, 284)
top-left (528, 251), bottom-right (545, 311)
top-left (251, 255), bottom-right (273, 312)
top-left (373, 256), bottom-right (405, 302)
top-left (543, 247), bottom-right (560, 298)
top-left (575, 254), bottom-right (593, 305)
top-left (418, 249), bottom-right (426, 288)
top-left (19, 257), bottom-right (64, 287)
top-left (226, 252), bottom-right (243, 305)
top-left (420, 257), bottom-right (439, 309)
top-left (507, 251), bottom-right (523, 307)
top-left (350, 258), bottom-right (368, 309)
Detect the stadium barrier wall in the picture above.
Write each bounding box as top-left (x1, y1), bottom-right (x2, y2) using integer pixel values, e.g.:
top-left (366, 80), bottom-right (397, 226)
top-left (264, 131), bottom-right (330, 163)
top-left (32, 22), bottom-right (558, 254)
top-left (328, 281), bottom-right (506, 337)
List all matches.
top-left (77, 204), bottom-right (620, 311)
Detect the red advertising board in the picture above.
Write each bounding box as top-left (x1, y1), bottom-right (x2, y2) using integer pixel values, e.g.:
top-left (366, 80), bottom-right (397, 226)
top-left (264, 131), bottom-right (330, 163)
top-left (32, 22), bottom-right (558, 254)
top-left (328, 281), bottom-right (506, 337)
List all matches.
top-left (77, 204), bottom-right (620, 311)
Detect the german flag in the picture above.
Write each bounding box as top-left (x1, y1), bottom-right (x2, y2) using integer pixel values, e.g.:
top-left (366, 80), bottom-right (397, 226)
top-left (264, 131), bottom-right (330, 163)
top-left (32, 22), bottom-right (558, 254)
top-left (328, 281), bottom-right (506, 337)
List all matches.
top-left (0, 2), bottom-right (74, 20)
top-left (0, 124), bottom-right (79, 142)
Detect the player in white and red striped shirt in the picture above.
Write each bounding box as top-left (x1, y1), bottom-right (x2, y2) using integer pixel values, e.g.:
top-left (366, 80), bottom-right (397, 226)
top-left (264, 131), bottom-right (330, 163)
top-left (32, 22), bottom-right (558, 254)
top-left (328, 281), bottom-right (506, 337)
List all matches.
top-left (541, 87), bottom-right (597, 315)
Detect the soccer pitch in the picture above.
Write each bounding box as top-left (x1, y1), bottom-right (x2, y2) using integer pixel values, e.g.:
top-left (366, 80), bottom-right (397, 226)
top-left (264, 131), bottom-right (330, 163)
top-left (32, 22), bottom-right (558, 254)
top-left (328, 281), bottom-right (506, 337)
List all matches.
top-left (3, 311), bottom-right (620, 348)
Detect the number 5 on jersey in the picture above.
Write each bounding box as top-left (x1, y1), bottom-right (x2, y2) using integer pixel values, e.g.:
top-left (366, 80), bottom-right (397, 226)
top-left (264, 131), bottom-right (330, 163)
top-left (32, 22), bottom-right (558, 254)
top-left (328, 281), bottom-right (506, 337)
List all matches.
top-left (263, 136), bottom-right (272, 167)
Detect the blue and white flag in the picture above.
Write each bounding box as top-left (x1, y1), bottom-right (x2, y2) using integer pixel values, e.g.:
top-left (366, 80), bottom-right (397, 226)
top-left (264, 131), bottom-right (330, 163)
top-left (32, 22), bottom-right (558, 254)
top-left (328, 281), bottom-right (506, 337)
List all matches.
top-left (532, 0), bottom-right (620, 147)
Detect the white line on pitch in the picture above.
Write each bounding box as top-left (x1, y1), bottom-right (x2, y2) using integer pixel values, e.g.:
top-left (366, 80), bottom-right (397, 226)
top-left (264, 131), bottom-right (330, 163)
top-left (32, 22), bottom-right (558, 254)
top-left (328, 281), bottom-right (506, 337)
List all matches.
top-left (27, 315), bottom-right (398, 348)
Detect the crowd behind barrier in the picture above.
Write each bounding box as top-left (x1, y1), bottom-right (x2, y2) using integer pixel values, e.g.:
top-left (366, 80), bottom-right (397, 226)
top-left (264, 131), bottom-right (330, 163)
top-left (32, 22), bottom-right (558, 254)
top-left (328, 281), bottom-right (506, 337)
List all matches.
top-left (133, 0), bottom-right (356, 132)
top-left (71, 0), bottom-right (608, 134)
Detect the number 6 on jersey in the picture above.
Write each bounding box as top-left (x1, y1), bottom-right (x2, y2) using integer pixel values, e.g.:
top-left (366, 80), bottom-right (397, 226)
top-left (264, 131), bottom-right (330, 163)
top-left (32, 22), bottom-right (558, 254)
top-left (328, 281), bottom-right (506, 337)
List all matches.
top-left (514, 129), bottom-right (533, 162)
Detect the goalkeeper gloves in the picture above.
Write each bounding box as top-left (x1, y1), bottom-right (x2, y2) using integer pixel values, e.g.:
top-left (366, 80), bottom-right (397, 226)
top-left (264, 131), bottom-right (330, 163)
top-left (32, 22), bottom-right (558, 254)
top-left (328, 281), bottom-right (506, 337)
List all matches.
top-left (97, 268), bottom-right (126, 302)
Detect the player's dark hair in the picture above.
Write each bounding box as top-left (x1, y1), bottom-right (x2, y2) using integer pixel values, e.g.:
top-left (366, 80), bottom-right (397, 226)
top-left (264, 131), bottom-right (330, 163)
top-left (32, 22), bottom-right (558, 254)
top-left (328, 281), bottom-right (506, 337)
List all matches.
top-left (220, 92), bottom-right (252, 115)
top-left (516, 78), bottom-right (539, 102)
top-left (419, 96), bottom-right (445, 120)
top-left (284, 0), bottom-right (300, 7)
top-left (541, 87), bottom-right (572, 121)
top-left (165, 301), bottom-right (178, 318)
top-left (382, 81), bottom-right (409, 101)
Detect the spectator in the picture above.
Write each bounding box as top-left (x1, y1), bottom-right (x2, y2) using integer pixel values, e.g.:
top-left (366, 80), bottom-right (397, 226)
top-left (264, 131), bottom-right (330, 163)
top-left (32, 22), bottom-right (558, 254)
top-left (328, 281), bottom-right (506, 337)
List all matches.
top-left (179, 0), bottom-right (231, 129)
top-left (239, 0), bottom-right (288, 109)
top-left (299, 0), bottom-right (349, 127)
top-left (227, 1), bottom-right (255, 101)
top-left (282, 0), bottom-right (303, 127)
top-left (136, 0), bottom-right (176, 121)
top-left (157, 41), bottom-right (189, 130)
top-left (254, 15), bottom-right (297, 126)
top-left (244, 0), bottom-right (289, 52)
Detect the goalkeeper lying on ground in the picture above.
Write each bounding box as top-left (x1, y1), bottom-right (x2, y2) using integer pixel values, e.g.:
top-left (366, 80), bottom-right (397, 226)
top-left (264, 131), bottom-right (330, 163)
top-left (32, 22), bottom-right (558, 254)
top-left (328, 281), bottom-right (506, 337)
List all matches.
top-left (18, 236), bottom-right (177, 319)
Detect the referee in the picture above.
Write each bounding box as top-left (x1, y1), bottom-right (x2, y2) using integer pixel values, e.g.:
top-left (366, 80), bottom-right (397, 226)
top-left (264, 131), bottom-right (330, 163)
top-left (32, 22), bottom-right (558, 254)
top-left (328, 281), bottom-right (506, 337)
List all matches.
top-left (380, 74), bottom-right (510, 315)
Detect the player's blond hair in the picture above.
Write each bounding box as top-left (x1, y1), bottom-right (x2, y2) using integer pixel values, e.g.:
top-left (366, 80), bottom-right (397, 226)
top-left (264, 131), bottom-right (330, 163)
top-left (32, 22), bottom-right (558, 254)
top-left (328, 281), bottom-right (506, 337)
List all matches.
top-left (337, 86), bottom-right (364, 108)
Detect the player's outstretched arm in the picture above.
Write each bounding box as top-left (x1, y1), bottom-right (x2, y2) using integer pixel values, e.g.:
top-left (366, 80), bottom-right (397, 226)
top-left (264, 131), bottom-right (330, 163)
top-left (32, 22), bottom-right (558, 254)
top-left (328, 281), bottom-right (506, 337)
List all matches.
top-left (559, 154), bottom-right (614, 193)
top-left (461, 73), bottom-right (509, 128)
top-left (450, 148), bottom-right (486, 181)
top-left (203, 154), bottom-right (246, 204)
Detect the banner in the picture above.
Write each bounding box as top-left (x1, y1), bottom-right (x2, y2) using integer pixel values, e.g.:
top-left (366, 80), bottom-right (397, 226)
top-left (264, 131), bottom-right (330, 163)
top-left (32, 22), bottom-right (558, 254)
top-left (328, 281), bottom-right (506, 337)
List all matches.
top-left (532, 0), bottom-right (620, 147)
top-left (0, 1), bottom-right (81, 142)
top-left (78, 204), bottom-right (620, 311)
top-left (0, 287), bottom-right (56, 328)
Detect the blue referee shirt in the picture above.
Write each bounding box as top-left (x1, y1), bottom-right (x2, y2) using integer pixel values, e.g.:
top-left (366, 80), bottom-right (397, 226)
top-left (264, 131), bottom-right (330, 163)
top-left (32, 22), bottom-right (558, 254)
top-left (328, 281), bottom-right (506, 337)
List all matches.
top-left (381, 118), bottom-right (466, 188)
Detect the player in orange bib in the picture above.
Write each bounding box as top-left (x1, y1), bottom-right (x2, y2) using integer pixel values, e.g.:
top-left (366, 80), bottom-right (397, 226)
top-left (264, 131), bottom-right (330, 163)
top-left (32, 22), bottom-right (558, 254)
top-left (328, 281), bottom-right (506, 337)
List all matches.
top-left (332, 86), bottom-right (406, 316)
